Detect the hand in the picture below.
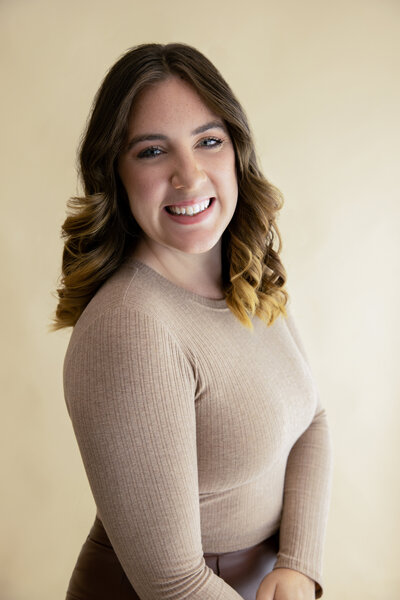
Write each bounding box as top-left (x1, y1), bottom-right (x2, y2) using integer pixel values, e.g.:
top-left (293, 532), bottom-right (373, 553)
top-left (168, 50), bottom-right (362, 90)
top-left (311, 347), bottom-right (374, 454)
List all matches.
top-left (256, 568), bottom-right (316, 600)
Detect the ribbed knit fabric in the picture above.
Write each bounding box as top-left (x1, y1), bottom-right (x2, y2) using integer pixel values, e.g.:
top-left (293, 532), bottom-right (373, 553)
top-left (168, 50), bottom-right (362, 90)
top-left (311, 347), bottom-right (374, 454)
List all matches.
top-left (63, 256), bottom-right (333, 600)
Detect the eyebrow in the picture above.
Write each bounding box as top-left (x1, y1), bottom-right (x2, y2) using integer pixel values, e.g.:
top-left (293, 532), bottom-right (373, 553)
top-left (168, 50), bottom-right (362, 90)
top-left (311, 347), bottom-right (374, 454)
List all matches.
top-left (125, 120), bottom-right (226, 152)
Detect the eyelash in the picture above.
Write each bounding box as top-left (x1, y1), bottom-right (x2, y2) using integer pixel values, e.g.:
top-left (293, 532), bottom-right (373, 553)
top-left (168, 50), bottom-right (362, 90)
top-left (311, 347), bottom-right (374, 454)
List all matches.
top-left (137, 136), bottom-right (224, 159)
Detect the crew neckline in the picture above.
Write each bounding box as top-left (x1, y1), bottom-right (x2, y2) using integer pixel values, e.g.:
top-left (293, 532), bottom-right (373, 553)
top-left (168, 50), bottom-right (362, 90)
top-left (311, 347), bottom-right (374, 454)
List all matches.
top-left (127, 257), bottom-right (229, 309)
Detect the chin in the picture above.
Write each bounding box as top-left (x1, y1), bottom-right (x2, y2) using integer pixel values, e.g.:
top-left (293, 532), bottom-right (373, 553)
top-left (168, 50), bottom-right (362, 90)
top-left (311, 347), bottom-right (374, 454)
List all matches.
top-left (176, 240), bottom-right (221, 255)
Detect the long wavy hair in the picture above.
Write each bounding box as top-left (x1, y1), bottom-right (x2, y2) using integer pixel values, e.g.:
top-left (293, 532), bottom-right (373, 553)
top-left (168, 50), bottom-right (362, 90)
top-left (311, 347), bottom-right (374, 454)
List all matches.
top-left (52, 42), bottom-right (288, 330)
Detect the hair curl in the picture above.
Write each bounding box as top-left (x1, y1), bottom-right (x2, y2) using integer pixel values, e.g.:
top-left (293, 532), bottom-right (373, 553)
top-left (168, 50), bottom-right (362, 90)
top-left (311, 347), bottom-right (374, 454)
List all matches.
top-left (52, 42), bottom-right (287, 331)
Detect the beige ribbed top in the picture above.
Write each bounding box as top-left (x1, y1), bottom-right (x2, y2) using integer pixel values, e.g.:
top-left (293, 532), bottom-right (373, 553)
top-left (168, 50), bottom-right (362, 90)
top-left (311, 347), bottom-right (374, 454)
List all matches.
top-left (63, 256), bottom-right (333, 600)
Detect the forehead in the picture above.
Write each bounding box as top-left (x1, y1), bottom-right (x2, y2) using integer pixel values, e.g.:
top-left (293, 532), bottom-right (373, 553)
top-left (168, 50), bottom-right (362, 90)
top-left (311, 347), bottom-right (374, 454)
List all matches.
top-left (127, 76), bottom-right (219, 133)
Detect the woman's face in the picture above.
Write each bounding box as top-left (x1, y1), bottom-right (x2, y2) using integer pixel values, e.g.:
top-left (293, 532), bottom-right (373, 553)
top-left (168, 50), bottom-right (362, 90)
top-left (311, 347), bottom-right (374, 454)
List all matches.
top-left (118, 76), bottom-right (238, 261)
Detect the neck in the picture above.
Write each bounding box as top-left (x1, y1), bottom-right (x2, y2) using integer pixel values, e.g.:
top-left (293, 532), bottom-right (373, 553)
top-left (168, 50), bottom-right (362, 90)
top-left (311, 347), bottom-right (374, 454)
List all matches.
top-left (130, 238), bottom-right (224, 300)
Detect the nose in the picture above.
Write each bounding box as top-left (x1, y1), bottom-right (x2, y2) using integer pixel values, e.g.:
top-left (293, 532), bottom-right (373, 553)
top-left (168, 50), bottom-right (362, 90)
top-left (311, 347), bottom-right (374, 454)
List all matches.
top-left (170, 152), bottom-right (207, 191)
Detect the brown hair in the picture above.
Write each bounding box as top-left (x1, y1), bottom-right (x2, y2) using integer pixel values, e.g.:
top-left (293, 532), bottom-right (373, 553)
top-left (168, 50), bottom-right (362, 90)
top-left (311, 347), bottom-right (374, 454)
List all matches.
top-left (52, 42), bottom-right (287, 330)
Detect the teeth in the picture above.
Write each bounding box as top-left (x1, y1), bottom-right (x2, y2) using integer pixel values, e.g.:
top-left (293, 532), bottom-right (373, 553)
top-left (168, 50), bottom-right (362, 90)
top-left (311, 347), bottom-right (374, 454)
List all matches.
top-left (168, 199), bottom-right (211, 215)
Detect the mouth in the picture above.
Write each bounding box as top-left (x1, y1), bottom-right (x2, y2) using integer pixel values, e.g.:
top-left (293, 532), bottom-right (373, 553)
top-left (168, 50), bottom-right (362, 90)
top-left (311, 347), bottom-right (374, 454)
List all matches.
top-left (165, 197), bottom-right (215, 216)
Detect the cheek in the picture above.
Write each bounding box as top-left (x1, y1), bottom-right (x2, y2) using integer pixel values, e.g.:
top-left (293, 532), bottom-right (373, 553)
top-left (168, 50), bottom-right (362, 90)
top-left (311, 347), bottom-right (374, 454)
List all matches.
top-left (124, 171), bottom-right (155, 201)
top-left (122, 170), bottom-right (165, 226)
top-left (120, 171), bottom-right (165, 224)
top-left (218, 159), bottom-right (238, 195)
top-left (216, 147), bottom-right (238, 186)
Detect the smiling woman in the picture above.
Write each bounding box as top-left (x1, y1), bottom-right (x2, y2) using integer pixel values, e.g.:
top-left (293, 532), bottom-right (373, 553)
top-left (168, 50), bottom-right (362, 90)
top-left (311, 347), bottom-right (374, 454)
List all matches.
top-left (117, 76), bottom-right (238, 281)
top-left (53, 43), bottom-right (332, 600)
top-left (53, 43), bottom-right (288, 330)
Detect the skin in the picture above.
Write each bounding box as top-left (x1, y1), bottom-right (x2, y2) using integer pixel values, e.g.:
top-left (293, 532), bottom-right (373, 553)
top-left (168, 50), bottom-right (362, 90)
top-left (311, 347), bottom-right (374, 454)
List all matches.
top-left (118, 75), bottom-right (316, 600)
top-left (256, 568), bottom-right (316, 600)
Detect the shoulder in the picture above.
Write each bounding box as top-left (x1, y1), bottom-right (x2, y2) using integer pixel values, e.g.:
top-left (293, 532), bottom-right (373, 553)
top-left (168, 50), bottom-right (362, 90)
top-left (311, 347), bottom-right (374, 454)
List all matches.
top-left (64, 259), bottom-right (189, 369)
top-left (63, 262), bottom-right (198, 402)
top-left (62, 264), bottom-right (198, 423)
top-left (72, 258), bottom-right (182, 335)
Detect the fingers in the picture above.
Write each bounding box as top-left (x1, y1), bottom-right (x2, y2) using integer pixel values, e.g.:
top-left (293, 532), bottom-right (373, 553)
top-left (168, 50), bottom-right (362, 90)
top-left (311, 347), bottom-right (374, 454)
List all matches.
top-left (256, 574), bottom-right (277, 600)
top-left (256, 568), bottom-right (316, 600)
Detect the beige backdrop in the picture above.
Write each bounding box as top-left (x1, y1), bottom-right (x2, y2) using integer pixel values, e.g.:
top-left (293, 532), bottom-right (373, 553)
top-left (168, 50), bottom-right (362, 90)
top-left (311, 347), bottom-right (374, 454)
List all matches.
top-left (1, 0), bottom-right (399, 598)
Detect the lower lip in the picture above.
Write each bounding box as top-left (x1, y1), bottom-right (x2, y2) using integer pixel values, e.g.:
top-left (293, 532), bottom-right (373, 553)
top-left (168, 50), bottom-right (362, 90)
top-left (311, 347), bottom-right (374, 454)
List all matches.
top-left (164, 199), bottom-right (215, 225)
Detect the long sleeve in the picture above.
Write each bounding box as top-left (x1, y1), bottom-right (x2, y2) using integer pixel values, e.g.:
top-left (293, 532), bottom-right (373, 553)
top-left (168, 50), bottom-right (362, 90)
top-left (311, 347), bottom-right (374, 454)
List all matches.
top-left (273, 307), bottom-right (333, 597)
top-left (63, 306), bottom-right (243, 600)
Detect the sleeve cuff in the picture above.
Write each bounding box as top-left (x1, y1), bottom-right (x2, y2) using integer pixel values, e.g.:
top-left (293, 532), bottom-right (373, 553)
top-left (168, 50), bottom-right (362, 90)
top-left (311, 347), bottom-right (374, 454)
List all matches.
top-left (273, 556), bottom-right (323, 598)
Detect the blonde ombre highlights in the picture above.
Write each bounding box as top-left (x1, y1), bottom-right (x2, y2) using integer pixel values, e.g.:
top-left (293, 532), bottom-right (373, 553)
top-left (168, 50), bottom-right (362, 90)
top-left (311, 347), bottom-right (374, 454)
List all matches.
top-left (53, 43), bottom-right (287, 330)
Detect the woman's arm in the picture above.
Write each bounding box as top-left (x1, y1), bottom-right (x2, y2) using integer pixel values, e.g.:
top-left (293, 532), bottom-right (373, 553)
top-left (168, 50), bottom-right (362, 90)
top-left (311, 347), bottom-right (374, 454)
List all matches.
top-left (271, 403), bottom-right (332, 598)
top-left (64, 306), bottom-right (243, 600)
top-left (260, 306), bottom-right (333, 599)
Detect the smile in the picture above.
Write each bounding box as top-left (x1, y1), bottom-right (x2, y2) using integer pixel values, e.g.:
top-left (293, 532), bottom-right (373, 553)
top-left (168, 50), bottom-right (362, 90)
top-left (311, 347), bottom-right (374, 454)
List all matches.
top-left (166, 198), bottom-right (212, 216)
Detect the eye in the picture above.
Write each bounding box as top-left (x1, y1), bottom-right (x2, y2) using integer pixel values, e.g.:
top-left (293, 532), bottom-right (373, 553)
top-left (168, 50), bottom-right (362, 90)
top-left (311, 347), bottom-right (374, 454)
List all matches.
top-left (137, 146), bottom-right (164, 159)
top-left (198, 137), bottom-right (223, 148)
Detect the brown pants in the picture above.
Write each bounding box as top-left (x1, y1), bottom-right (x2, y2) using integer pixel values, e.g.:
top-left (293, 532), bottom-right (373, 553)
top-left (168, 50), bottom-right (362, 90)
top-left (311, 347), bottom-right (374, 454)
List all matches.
top-left (66, 516), bottom-right (279, 600)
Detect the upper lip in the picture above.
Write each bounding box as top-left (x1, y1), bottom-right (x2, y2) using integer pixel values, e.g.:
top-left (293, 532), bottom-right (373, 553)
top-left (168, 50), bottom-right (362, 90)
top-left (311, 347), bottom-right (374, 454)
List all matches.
top-left (164, 197), bottom-right (214, 208)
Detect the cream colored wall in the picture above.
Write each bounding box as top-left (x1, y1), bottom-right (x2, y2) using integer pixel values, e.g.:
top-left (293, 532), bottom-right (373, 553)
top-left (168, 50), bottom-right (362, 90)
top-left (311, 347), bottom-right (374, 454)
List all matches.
top-left (1, 0), bottom-right (399, 598)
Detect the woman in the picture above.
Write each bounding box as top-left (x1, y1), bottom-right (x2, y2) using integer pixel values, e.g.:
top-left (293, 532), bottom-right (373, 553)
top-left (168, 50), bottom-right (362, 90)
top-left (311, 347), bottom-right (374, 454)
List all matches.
top-left (54, 43), bottom-right (332, 600)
